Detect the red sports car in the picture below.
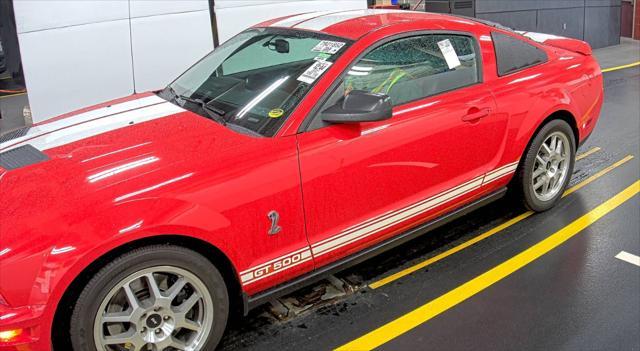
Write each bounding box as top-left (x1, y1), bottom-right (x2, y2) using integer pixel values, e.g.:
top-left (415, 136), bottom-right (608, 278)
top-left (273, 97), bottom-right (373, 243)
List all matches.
top-left (0, 9), bottom-right (602, 351)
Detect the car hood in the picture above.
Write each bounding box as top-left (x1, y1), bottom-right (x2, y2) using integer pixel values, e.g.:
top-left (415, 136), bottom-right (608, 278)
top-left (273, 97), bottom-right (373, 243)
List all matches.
top-left (0, 94), bottom-right (260, 239)
top-left (1, 94), bottom-right (184, 157)
top-left (0, 93), bottom-right (252, 175)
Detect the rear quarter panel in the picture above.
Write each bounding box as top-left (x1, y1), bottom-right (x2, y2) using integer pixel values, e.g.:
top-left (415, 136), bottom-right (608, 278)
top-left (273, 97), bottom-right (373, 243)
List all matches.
top-left (482, 32), bottom-right (603, 191)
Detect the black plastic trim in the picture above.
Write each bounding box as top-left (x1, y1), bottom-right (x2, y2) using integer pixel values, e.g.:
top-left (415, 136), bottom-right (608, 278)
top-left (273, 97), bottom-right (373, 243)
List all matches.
top-left (0, 144), bottom-right (49, 170)
top-left (0, 126), bottom-right (30, 144)
top-left (243, 187), bottom-right (507, 313)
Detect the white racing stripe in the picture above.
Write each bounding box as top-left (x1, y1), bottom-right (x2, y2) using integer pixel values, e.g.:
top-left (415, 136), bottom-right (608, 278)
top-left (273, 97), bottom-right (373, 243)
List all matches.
top-left (483, 161), bottom-right (519, 184)
top-left (240, 249), bottom-right (313, 285)
top-left (312, 176), bottom-right (484, 249)
top-left (239, 160), bottom-right (520, 286)
top-left (1, 101), bottom-right (183, 153)
top-left (0, 95), bottom-right (166, 151)
top-left (312, 177), bottom-right (484, 256)
top-left (239, 246), bottom-right (310, 275)
top-left (243, 257), bottom-right (313, 286)
top-left (270, 11), bottom-right (337, 28)
top-left (517, 31), bottom-right (565, 43)
top-left (295, 9), bottom-right (407, 31)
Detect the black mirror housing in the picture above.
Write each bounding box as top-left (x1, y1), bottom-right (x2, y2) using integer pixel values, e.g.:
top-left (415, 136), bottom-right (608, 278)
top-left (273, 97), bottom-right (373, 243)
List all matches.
top-left (274, 39), bottom-right (290, 53)
top-left (321, 90), bottom-right (392, 124)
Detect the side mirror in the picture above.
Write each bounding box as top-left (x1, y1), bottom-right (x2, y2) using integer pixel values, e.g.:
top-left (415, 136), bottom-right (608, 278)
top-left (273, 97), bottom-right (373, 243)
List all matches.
top-left (321, 90), bottom-right (392, 124)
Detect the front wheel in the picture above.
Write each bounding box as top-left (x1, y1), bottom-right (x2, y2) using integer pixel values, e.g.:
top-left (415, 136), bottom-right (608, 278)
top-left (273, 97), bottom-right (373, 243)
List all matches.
top-left (514, 119), bottom-right (576, 212)
top-left (70, 245), bottom-right (229, 351)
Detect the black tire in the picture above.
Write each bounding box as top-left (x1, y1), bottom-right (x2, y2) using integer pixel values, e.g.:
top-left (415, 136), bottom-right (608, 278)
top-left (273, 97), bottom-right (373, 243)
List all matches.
top-left (69, 245), bottom-right (229, 351)
top-left (513, 119), bottom-right (576, 212)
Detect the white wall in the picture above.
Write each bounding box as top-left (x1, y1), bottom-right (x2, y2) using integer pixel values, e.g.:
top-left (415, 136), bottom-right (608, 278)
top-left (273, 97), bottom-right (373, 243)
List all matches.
top-left (14, 0), bottom-right (214, 123)
top-left (15, 0), bottom-right (366, 123)
top-left (215, 0), bottom-right (366, 43)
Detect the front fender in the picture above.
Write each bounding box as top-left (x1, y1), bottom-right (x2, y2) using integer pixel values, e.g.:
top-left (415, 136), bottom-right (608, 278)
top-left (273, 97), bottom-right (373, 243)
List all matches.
top-left (1, 196), bottom-right (240, 343)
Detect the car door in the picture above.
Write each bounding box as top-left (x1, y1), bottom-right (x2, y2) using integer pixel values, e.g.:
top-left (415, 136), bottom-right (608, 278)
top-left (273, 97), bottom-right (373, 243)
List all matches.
top-left (296, 32), bottom-right (506, 267)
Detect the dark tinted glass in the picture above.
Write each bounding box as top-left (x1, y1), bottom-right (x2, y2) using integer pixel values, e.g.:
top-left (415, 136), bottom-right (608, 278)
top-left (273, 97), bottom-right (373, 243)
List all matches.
top-left (342, 34), bottom-right (479, 106)
top-left (491, 32), bottom-right (548, 76)
top-left (308, 34), bottom-right (480, 131)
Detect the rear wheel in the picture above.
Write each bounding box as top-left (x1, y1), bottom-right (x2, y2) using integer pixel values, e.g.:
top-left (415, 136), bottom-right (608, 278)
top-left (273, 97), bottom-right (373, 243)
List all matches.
top-left (70, 245), bottom-right (229, 351)
top-left (514, 119), bottom-right (576, 212)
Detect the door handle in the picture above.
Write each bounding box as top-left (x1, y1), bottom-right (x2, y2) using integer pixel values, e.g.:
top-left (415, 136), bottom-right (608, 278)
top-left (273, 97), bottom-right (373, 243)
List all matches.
top-left (462, 108), bottom-right (491, 122)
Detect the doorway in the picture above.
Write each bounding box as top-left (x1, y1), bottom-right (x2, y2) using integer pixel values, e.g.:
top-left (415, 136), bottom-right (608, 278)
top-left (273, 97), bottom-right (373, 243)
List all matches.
top-left (0, 0), bottom-right (29, 133)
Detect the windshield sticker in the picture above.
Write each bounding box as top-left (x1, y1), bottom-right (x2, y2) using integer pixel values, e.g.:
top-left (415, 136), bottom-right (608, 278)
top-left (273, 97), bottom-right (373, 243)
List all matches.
top-left (437, 39), bottom-right (461, 69)
top-left (297, 60), bottom-right (333, 84)
top-left (314, 52), bottom-right (332, 61)
top-left (268, 108), bottom-right (285, 118)
top-left (312, 40), bottom-right (346, 54)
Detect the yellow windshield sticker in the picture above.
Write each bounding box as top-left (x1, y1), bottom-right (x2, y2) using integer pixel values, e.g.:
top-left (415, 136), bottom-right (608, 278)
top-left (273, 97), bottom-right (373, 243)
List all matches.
top-left (269, 108), bottom-right (284, 118)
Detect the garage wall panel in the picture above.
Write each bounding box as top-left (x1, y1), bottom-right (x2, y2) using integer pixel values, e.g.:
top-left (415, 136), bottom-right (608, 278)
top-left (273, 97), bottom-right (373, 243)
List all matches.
top-left (475, 0), bottom-right (538, 13)
top-left (537, 8), bottom-right (585, 40)
top-left (476, 10), bottom-right (538, 31)
top-left (474, 0), bottom-right (621, 50)
top-left (13, 0), bottom-right (129, 33)
top-left (586, 0), bottom-right (621, 6)
top-left (585, 5), bottom-right (621, 48)
top-left (129, 0), bottom-right (210, 18)
top-left (536, 0), bottom-right (585, 9)
top-left (18, 20), bottom-right (135, 121)
top-left (214, 0), bottom-right (366, 43)
top-left (131, 10), bottom-right (214, 92)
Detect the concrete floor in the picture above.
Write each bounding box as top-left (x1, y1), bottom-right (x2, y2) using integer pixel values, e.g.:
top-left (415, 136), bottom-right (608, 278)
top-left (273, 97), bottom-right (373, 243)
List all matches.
top-left (216, 46), bottom-right (640, 350)
top-left (594, 37), bottom-right (640, 68)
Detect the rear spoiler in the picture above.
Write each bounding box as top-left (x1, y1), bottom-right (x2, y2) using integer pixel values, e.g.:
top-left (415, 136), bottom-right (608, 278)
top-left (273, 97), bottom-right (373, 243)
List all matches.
top-left (517, 31), bottom-right (592, 56)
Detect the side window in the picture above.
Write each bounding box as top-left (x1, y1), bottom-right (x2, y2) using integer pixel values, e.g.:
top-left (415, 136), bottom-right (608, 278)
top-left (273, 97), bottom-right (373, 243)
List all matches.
top-left (341, 34), bottom-right (480, 106)
top-left (491, 32), bottom-right (548, 76)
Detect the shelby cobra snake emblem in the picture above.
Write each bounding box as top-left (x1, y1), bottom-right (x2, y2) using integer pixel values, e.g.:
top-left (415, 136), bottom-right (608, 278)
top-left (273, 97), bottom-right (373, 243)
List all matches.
top-left (268, 210), bottom-right (282, 235)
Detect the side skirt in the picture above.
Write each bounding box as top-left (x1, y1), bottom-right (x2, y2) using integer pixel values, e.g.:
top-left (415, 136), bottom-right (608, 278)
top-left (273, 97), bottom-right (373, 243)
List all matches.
top-left (243, 187), bottom-right (508, 314)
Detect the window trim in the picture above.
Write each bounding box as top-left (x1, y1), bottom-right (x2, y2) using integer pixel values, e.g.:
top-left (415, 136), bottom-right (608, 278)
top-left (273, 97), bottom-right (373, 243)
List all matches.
top-left (490, 31), bottom-right (549, 77)
top-left (298, 30), bottom-right (484, 133)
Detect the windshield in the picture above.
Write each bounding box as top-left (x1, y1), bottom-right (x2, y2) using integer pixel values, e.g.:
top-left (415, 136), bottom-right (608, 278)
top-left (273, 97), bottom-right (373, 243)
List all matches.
top-left (160, 28), bottom-right (352, 137)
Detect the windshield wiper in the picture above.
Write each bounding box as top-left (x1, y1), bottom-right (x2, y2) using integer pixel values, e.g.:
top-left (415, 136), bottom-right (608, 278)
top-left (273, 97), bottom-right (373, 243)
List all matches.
top-left (166, 87), bottom-right (227, 126)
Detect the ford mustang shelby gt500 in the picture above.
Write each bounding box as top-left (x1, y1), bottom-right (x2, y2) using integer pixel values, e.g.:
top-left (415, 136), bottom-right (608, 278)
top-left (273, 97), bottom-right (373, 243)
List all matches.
top-left (0, 9), bottom-right (602, 351)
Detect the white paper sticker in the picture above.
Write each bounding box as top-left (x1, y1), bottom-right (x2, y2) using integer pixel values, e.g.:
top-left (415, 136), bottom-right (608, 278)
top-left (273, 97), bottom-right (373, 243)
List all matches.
top-left (312, 40), bottom-right (346, 54)
top-left (298, 60), bottom-right (333, 84)
top-left (437, 39), bottom-right (461, 69)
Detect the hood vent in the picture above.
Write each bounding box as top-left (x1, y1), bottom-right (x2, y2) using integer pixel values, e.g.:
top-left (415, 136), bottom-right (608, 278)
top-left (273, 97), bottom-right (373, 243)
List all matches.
top-left (0, 127), bottom-right (30, 144)
top-left (0, 144), bottom-right (49, 170)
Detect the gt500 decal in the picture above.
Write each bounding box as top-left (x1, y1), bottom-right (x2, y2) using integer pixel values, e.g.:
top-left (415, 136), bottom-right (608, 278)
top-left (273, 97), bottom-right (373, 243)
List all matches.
top-left (239, 160), bottom-right (519, 287)
top-left (240, 249), bottom-right (312, 285)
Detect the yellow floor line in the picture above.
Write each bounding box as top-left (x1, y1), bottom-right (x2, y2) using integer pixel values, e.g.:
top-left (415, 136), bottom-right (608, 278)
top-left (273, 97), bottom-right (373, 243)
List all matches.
top-left (576, 146), bottom-right (601, 161)
top-left (601, 61), bottom-right (640, 73)
top-left (563, 155), bottom-right (634, 196)
top-left (0, 92), bottom-right (27, 100)
top-left (337, 180), bottom-right (640, 351)
top-left (369, 153), bottom-right (632, 290)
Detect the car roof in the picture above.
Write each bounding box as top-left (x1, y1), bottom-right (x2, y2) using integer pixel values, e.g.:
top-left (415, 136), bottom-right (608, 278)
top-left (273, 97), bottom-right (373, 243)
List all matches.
top-left (256, 9), bottom-right (485, 40)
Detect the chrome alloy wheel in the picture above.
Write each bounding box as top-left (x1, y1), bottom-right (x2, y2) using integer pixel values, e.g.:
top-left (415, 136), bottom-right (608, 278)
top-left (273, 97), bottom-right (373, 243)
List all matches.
top-left (93, 266), bottom-right (214, 351)
top-left (531, 131), bottom-right (570, 202)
